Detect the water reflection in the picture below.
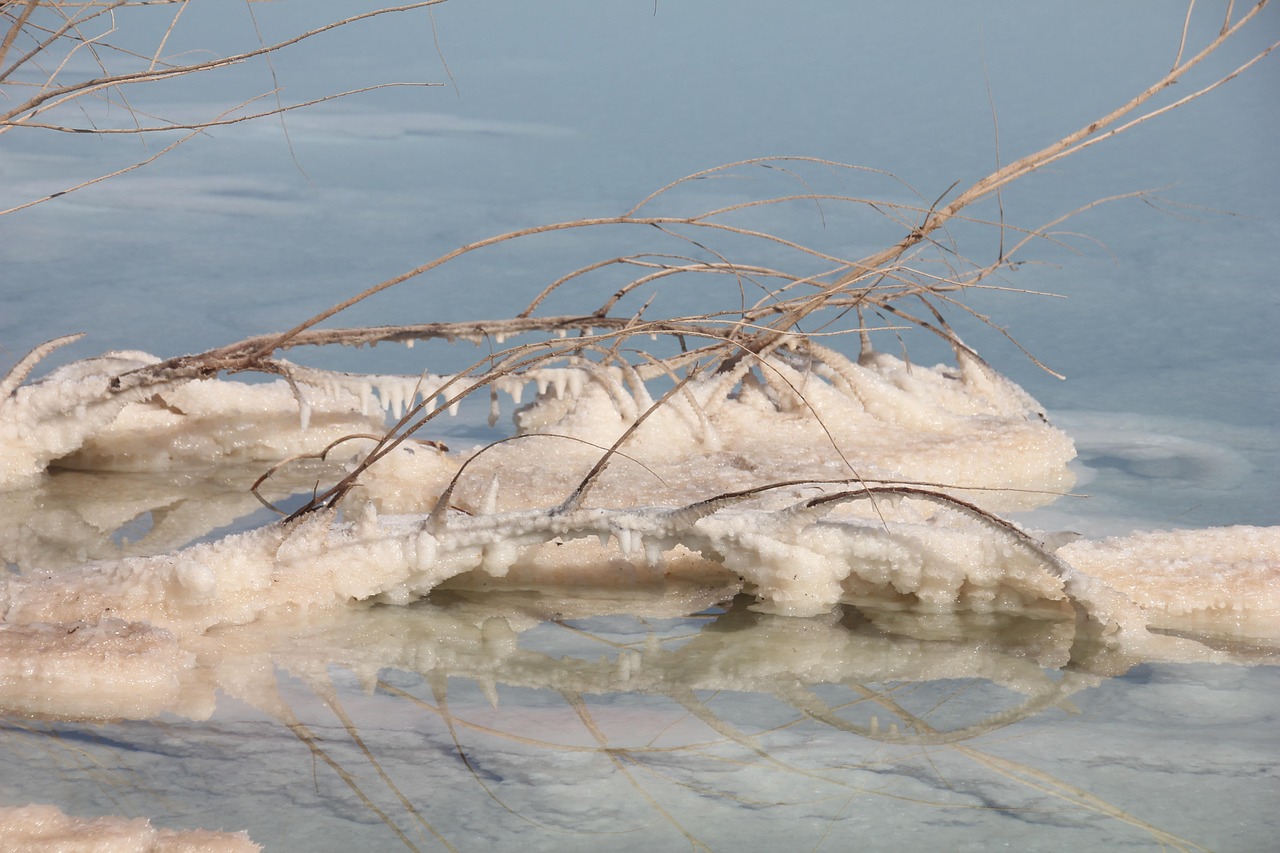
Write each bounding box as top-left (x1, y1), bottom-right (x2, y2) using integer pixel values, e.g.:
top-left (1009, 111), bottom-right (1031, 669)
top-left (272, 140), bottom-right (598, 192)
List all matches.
top-left (3, 466), bottom-right (1275, 849)
top-left (0, 464), bottom-right (347, 571)
top-left (4, 584), bottom-right (1272, 851)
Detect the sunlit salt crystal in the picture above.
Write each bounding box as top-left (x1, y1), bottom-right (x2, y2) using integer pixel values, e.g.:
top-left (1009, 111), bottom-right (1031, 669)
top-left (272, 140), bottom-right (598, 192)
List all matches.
top-left (176, 562), bottom-right (216, 598)
top-left (413, 530), bottom-right (437, 571)
top-left (481, 541), bottom-right (517, 576)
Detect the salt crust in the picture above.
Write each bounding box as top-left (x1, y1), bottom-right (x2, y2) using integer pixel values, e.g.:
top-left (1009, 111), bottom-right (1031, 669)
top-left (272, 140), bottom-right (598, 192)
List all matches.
top-left (0, 352), bottom-right (384, 489)
top-left (2, 347), bottom-right (1076, 511)
top-left (0, 345), bottom-right (1275, 848)
top-left (0, 804), bottom-right (259, 852)
top-left (1059, 525), bottom-right (1280, 639)
top-left (1, 347), bottom-right (1273, 712)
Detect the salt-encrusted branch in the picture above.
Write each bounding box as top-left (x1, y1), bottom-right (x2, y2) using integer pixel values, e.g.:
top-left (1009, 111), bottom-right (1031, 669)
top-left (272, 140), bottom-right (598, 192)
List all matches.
top-left (0, 332), bottom-right (83, 400)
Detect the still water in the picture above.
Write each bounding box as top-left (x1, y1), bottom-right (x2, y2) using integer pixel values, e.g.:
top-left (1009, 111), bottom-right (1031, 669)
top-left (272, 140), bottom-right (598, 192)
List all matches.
top-left (2, 2), bottom-right (1277, 850)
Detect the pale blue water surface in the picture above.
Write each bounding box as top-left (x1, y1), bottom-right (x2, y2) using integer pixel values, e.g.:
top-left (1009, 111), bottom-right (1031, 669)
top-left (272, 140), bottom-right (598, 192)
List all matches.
top-left (1, 2), bottom-right (1277, 850)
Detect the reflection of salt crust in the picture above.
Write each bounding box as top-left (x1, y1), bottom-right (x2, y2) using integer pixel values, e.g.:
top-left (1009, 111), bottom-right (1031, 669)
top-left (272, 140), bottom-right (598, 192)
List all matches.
top-left (1059, 526), bottom-right (1280, 640)
top-left (0, 619), bottom-right (201, 720)
top-left (0, 804), bottom-right (260, 852)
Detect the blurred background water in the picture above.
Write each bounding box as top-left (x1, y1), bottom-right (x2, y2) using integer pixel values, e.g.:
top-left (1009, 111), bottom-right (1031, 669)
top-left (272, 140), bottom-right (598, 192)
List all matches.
top-left (2, 2), bottom-right (1277, 850)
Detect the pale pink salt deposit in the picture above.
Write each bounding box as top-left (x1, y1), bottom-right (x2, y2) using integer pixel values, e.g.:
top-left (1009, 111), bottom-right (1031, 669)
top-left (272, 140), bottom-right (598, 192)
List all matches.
top-left (0, 804), bottom-right (260, 852)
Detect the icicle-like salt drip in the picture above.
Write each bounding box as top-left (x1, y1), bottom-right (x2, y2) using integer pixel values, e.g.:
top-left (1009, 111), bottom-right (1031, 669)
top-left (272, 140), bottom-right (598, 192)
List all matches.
top-left (358, 501), bottom-right (379, 537)
top-left (296, 391), bottom-right (312, 431)
top-left (480, 540), bottom-right (516, 576)
top-left (480, 475), bottom-right (500, 515)
top-left (488, 388), bottom-right (501, 427)
top-left (577, 362), bottom-right (635, 422)
top-left (566, 369), bottom-right (585, 398)
top-left (620, 363), bottom-right (654, 411)
top-left (413, 529), bottom-right (437, 571)
top-left (500, 376), bottom-right (526, 405)
top-left (612, 525), bottom-right (634, 556)
top-left (358, 379), bottom-right (373, 417)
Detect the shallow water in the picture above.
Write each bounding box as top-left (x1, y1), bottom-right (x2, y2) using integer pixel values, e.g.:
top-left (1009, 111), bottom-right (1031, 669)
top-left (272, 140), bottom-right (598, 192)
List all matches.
top-left (2, 2), bottom-right (1278, 850)
top-left (3, 597), bottom-right (1277, 851)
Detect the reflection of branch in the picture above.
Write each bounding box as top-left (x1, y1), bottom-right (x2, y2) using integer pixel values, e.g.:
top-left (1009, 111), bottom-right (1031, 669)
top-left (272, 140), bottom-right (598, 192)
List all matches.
top-left (845, 682), bottom-right (1212, 852)
top-left (563, 690), bottom-right (712, 852)
top-left (310, 679), bottom-right (453, 852)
